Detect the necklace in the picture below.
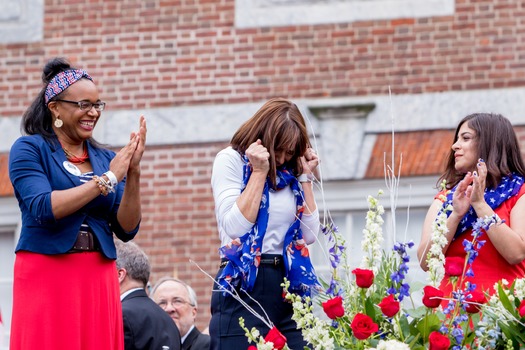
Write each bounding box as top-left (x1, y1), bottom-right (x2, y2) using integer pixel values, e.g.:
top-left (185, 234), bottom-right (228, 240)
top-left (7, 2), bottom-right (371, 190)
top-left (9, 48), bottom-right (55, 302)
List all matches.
top-left (62, 142), bottom-right (89, 164)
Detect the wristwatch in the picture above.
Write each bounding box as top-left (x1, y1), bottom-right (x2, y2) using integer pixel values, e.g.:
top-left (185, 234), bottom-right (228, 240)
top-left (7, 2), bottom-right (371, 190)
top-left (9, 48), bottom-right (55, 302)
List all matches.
top-left (297, 173), bottom-right (314, 183)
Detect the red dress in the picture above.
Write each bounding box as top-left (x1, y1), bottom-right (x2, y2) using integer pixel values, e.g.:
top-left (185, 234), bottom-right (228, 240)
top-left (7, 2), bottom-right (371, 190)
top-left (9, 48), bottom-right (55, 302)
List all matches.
top-left (9, 251), bottom-right (124, 350)
top-left (439, 184), bottom-right (525, 297)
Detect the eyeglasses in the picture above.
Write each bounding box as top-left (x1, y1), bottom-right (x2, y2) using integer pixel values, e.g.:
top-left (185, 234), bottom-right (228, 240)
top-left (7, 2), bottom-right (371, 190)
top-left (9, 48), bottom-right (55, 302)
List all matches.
top-left (55, 99), bottom-right (106, 112)
top-left (157, 297), bottom-right (194, 309)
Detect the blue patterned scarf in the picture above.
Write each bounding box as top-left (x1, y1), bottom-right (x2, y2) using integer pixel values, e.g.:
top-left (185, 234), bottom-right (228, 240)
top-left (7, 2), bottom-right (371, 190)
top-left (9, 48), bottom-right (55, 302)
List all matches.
top-left (442, 173), bottom-right (524, 239)
top-left (217, 156), bottom-right (320, 297)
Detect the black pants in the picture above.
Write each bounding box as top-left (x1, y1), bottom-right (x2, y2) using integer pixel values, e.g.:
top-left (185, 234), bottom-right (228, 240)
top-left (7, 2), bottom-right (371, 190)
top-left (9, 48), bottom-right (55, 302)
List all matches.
top-left (209, 254), bottom-right (307, 350)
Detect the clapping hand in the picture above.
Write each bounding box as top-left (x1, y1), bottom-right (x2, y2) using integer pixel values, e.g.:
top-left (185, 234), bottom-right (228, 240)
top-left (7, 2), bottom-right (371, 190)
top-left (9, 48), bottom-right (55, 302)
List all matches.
top-left (108, 115), bottom-right (147, 182)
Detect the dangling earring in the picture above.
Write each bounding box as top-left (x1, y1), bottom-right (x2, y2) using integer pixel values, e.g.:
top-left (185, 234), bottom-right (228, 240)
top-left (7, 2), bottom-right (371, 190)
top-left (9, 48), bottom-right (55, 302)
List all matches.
top-left (54, 117), bottom-right (63, 128)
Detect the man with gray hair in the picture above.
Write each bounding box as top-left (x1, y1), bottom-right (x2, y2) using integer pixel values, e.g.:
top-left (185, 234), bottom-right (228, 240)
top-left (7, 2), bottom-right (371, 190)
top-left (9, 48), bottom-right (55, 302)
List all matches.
top-left (150, 278), bottom-right (210, 350)
top-left (115, 240), bottom-right (181, 350)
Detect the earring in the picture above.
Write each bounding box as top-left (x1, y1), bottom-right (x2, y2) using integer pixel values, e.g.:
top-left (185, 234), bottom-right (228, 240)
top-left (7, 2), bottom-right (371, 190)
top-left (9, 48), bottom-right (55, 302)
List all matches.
top-left (54, 118), bottom-right (63, 128)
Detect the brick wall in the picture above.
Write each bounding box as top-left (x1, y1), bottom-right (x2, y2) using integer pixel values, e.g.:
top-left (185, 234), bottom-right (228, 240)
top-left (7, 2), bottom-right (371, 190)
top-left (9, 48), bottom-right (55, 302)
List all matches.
top-left (1, 0), bottom-right (525, 117)
top-left (130, 141), bottom-right (227, 328)
top-left (2, 0), bottom-right (525, 330)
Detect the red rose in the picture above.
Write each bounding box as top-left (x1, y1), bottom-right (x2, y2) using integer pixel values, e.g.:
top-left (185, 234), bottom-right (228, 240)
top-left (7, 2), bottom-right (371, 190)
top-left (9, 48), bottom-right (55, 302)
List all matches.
top-left (350, 313), bottom-right (379, 340)
top-left (322, 296), bottom-right (345, 319)
top-left (264, 326), bottom-right (287, 350)
top-left (352, 268), bottom-right (374, 288)
top-left (422, 285), bottom-right (444, 308)
top-left (444, 256), bottom-right (465, 276)
top-left (247, 346), bottom-right (257, 350)
top-left (465, 290), bottom-right (487, 314)
top-left (429, 331), bottom-right (450, 350)
top-left (518, 300), bottom-right (525, 317)
top-left (378, 294), bottom-right (400, 317)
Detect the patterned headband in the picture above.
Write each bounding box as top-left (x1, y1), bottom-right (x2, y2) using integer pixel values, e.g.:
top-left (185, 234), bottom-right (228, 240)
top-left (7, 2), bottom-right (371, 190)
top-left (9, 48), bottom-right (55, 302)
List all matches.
top-left (44, 69), bottom-right (93, 104)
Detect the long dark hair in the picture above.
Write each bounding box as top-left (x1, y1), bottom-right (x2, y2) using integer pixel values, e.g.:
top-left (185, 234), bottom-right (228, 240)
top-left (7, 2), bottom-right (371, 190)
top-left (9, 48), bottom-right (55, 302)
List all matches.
top-left (439, 113), bottom-right (525, 189)
top-left (230, 97), bottom-right (310, 188)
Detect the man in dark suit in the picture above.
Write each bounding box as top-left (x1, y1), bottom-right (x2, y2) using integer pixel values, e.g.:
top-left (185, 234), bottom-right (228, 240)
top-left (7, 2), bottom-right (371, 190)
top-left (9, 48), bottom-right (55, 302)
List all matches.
top-left (116, 240), bottom-right (181, 350)
top-left (151, 278), bottom-right (210, 350)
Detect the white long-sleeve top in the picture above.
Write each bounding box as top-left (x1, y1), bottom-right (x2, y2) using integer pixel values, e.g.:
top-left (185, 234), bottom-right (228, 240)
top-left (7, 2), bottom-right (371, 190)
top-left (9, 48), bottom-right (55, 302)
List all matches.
top-left (211, 147), bottom-right (320, 255)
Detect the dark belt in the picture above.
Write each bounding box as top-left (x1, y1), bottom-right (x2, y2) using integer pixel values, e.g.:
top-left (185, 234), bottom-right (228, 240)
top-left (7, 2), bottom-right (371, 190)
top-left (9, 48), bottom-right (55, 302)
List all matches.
top-left (68, 231), bottom-right (100, 253)
top-left (220, 254), bottom-right (283, 268)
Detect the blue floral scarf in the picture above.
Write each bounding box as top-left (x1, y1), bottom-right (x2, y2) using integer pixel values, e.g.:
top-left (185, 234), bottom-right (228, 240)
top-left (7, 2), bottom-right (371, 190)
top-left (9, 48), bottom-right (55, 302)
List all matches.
top-left (442, 173), bottom-right (524, 239)
top-left (217, 156), bottom-right (320, 297)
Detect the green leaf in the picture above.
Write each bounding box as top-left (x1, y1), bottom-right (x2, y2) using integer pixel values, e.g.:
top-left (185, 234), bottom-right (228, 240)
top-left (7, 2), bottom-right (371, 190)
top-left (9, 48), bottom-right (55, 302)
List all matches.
top-left (365, 298), bottom-right (376, 319)
top-left (497, 283), bottom-right (518, 316)
top-left (406, 306), bottom-right (428, 319)
top-left (414, 313), bottom-right (441, 341)
top-left (398, 314), bottom-right (411, 338)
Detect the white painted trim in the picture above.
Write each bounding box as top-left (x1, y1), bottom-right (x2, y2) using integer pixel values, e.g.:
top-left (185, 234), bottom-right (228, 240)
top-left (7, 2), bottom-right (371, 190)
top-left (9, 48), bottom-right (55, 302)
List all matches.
top-left (3, 87), bottom-right (525, 153)
top-left (235, 0), bottom-right (455, 28)
top-left (4, 88), bottom-right (525, 179)
top-left (314, 175), bottom-right (437, 212)
top-left (0, 0), bottom-right (43, 44)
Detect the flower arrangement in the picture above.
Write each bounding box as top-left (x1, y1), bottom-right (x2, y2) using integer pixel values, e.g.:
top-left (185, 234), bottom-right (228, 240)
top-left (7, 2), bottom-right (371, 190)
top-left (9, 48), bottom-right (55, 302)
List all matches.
top-left (230, 109), bottom-right (525, 348)
top-left (238, 185), bottom-right (525, 349)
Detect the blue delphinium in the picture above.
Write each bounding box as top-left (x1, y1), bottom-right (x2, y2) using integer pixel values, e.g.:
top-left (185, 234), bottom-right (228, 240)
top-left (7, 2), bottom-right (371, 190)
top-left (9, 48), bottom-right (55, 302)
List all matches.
top-left (388, 241), bottom-right (414, 301)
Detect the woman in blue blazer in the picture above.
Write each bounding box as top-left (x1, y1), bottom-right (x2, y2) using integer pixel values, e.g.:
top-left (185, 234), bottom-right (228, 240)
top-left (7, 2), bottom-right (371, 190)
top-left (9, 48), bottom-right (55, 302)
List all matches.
top-left (8, 57), bottom-right (147, 350)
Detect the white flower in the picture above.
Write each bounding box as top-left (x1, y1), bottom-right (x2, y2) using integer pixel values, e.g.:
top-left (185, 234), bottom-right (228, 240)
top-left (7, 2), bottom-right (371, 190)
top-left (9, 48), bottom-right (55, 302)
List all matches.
top-left (513, 277), bottom-right (525, 300)
top-left (426, 192), bottom-right (450, 286)
top-left (361, 193), bottom-right (385, 272)
top-left (376, 339), bottom-right (411, 350)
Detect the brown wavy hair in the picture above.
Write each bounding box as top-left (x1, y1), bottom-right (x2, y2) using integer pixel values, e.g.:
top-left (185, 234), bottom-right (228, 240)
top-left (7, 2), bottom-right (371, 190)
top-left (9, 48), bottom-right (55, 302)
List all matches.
top-left (231, 97), bottom-right (310, 188)
top-left (439, 113), bottom-right (525, 190)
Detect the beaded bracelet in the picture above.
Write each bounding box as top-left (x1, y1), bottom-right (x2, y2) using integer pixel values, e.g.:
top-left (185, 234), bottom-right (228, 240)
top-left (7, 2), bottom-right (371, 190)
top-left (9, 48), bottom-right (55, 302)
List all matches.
top-left (99, 175), bottom-right (116, 194)
top-left (93, 175), bottom-right (115, 196)
top-left (93, 175), bottom-right (108, 196)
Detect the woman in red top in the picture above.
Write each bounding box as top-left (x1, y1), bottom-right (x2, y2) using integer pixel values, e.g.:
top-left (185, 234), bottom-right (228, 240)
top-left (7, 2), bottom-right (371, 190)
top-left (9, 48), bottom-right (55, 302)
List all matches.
top-left (417, 113), bottom-right (525, 296)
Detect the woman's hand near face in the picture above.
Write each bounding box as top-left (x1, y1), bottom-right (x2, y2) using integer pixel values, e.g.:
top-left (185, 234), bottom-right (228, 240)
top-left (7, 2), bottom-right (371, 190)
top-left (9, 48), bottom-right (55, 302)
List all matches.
top-left (300, 147), bottom-right (319, 177)
top-left (470, 159), bottom-right (487, 207)
top-left (451, 171), bottom-right (474, 218)
top-left (245, 139), bottom-right (269, 175)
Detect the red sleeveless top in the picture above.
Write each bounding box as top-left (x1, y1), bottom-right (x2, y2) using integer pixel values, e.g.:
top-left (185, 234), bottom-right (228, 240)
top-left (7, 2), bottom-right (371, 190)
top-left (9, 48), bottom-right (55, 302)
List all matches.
top-left (439, 184), bottom-right (525, 296)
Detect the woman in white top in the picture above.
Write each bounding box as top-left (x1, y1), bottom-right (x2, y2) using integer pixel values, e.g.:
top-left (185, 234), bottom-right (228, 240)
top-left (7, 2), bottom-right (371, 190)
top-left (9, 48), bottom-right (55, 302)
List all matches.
top-left (208, 97), bottom-right (321, 349)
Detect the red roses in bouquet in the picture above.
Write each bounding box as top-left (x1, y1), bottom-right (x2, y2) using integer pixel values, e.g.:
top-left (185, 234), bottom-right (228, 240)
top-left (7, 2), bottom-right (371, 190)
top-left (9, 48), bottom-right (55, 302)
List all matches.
top-left (444, 256), bottom-right (465, 277)
top-left (352, 268), bottom-right (374, 288)
top-left (422, 285), bottom-right (444, 308)
top-left (322, 296), bottom-right (345, 319)
top-left (264, 327), bottom-right (287, 350)
top-left (350, 313), bottom-right (379, 340)
top-left (378, 294), bottom-right (400, 317)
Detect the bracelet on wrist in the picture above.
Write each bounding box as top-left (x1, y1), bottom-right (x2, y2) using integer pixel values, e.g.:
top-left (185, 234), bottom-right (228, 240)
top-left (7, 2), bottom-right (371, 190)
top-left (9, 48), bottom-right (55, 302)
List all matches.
top-left (298, 173), bottom-right (314, 183)
top-left (93, 174), bottom-right (115, 196)
top-left (103, 170), bottom-right (118, 187)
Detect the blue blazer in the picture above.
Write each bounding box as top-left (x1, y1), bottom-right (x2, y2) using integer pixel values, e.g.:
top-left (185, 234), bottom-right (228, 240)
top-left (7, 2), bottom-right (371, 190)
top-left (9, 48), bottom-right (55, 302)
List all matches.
top-left (8, 134), bottom-right (139, 259)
